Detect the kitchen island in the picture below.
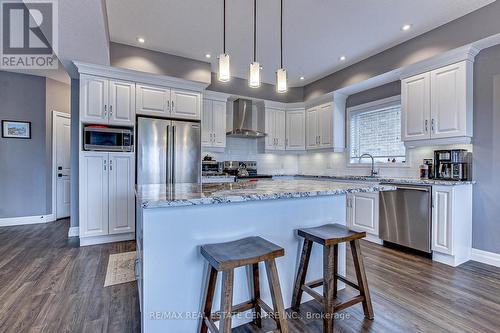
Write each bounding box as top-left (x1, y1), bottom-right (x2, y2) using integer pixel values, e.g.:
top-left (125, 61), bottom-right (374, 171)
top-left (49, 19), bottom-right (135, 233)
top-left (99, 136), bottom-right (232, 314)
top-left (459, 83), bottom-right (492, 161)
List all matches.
top-left (135, 180), bottom-right (395, 332)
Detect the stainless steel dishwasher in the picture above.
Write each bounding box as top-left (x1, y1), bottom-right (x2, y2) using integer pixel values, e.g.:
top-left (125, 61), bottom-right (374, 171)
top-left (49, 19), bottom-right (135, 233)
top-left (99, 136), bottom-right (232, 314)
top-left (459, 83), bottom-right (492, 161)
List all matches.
top-left (379, 184), bottom-right (432, 253)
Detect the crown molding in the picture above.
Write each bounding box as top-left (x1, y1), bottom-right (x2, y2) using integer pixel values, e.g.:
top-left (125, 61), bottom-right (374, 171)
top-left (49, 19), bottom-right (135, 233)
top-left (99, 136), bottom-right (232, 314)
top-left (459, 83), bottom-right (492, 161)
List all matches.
top-left (203, 90), bottom-right (231, 101)
top-left (73, 61), bottom-right (210, 91)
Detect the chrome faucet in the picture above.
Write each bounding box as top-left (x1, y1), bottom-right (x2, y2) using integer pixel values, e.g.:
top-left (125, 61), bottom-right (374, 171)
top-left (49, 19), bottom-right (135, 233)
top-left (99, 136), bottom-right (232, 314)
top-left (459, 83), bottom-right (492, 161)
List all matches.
top-left (359, 153), bottom-right (379, 177)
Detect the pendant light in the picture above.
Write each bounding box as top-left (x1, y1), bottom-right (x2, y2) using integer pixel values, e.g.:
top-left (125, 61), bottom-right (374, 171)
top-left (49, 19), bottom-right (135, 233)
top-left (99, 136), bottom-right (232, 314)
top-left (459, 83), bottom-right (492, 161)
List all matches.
top-left (249, 0), bottom-right (261, 88)
top-left (218, 0), bottom-right (230, 82)
top-left (276, 0), bottom-right (287, 93)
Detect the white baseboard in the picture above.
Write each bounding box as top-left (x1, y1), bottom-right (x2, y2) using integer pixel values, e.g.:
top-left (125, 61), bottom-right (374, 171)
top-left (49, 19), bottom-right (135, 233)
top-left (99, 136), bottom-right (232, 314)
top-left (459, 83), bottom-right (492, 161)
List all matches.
top-left (0, 214), bottom-right (55, 227)
top-left (471, 248), bottom-right (500, 268)
top-left (79, 233), bottom-right (135, 246)
top-left (68, 226), bottom-right (79, 237)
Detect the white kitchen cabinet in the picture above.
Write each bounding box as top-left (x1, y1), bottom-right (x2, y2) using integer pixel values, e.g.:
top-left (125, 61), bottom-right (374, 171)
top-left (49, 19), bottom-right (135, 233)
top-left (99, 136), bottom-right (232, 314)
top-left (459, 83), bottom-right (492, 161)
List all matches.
top-left (80, 152), bottom-right (109, 237)
top-left (265, 108), bottom-right (286, 151)
top-left (430, 62), bottom-right (470, 139)
top-left (80, 75), bottom-right (135, 126)
top-left (431, 185), bottom-right (473, 267)
top-left (401, 61), bottom-right (472, 144)
top-left (285, 108), bottom-right (305, 150)
top-left (108, 153), bottom-right (135, 234)
top-left (401, 72), bottom-right (431, 141)
top-left (306, 107), bottom-right (319, 149)
top-left (109, 80), bottom-right (136, 125)
top-left (306, 102), bottom-right (333, 150)
top-left (171, 89), bottom-right (201, 120)
top-left (319, 103), bottom-right (333, 148)
top-left (80, 75), bottom-right (109, 124)
top-left (136, 84), bottom-right (170, 117)
top-left (202, 99), bottom-right (226, 148)
top-left (346, 192), bottom-right (379, 237)
top-left (80, 151), bottom-right (135, 242)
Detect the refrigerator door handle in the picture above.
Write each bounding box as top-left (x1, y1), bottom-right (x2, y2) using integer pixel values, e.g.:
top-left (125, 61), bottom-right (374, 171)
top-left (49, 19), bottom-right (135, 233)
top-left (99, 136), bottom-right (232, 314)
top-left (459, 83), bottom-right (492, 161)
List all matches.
top-left (166, 124), bottom-right (171, 184)
top-left (172, 126), bottom-right (176, 183)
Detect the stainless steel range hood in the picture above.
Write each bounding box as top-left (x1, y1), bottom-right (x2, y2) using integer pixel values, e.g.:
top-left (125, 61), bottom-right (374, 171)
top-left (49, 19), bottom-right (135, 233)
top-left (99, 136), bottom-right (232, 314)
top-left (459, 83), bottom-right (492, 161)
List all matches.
top-left (226, 99), bottom-right (267, 138)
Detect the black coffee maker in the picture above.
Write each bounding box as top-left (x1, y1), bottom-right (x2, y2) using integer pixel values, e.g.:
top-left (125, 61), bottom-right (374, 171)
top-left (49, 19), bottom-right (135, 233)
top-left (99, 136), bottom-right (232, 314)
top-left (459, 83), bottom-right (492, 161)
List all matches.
top-left (434, 149), bottom-right (471, 181)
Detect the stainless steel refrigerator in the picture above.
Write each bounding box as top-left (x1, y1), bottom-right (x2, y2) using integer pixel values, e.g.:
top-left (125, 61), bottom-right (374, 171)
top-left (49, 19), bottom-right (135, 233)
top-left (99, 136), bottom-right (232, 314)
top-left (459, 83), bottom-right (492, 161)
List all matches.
top-left (137, 117), bottom-right (201, 184)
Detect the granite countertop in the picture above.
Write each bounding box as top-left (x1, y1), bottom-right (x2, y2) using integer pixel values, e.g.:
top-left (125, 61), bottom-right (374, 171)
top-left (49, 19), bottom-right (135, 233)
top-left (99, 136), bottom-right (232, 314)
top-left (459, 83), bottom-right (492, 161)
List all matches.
top-left (136, 180), bottom-right (396, 208)
top-left (273, 174), bottom-right (475, 186)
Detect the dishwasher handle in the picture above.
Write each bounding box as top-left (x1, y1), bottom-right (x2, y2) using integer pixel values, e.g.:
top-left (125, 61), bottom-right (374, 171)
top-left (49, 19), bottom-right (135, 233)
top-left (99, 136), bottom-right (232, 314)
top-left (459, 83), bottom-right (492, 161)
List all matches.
top-left (382, 183), bottom-right (431, 192)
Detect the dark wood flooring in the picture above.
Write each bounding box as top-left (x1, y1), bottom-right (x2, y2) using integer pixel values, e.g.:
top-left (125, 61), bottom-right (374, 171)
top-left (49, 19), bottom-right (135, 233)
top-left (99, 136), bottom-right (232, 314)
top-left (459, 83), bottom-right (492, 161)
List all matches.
top-left (1, 219), bottom-right (500, 332)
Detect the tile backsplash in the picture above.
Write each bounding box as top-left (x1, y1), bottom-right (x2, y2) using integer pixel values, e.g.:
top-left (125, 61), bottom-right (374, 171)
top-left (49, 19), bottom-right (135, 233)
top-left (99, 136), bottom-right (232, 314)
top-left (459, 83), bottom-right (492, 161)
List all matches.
top-left (203, 138), bottom-right (472, 178)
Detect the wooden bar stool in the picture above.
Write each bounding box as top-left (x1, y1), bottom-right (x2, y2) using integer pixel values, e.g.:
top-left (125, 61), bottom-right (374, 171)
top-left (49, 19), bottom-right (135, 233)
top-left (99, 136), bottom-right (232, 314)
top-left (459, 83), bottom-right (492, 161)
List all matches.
top-left (199, 236), bottom-right (289, 333)
top-left (291, 224), bottom-right (374, 332)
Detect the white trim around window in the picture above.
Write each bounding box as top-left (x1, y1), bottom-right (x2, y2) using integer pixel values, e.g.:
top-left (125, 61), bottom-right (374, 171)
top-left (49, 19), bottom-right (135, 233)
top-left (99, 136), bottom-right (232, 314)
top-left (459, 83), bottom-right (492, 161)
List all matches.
top-left (347, 95), bottom-right (411, 168)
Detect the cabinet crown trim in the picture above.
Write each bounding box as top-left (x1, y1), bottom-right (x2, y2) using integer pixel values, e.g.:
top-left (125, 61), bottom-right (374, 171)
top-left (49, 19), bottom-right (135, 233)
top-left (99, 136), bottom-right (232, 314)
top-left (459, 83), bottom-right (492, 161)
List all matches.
top-left (73, 61), bottom-right (210, 92)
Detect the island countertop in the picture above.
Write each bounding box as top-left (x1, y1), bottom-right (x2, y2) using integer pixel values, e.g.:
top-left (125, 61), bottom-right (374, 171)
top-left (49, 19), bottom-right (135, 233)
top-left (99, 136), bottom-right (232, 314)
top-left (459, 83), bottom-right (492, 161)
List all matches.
top-left (136, 179), bottom-right (396, 208)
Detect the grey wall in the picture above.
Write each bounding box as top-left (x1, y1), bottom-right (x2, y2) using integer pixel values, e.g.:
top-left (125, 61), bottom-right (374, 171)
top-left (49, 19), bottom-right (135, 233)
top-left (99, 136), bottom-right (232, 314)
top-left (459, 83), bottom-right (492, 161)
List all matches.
top-left (304, 0), bottom-right (500, 101)
top-left (45, 78), bottom-right (71, 213)
top-left (0, 72), bottom-right (47, 218)
top-left (346, 81), bottom-right (401, 108)
top-left (110, 42), bottom-right (212, 84)
top-left (207, 73), bottom-right (303, 103)
top-left (472, 44), bottom-right (500, 254)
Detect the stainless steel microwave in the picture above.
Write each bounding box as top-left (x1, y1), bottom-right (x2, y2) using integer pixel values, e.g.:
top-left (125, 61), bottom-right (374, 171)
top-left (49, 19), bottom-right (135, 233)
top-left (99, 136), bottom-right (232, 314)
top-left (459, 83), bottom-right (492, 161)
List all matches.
top-left (83, 126), bottom-right (133, 152)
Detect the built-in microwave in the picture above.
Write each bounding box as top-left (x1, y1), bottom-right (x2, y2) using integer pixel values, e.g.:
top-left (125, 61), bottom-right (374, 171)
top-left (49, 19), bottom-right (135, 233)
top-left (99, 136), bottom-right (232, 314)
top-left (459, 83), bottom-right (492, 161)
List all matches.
top-left (83, 126), bottom-right (133, 152)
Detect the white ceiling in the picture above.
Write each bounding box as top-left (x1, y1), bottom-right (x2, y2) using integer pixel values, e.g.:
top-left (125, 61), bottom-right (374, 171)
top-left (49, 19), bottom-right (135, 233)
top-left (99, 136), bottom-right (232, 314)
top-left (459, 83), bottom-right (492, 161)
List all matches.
top-left (106, 0), bottom-right (494, 87)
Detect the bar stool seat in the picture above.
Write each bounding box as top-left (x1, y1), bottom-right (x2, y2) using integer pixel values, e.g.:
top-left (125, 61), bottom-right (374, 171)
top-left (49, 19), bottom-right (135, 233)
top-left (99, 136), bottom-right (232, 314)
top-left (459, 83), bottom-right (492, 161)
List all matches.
top-left (292, 223), bottom-right (374, 332)
top-left (200, 236), bottom-right (289, 333)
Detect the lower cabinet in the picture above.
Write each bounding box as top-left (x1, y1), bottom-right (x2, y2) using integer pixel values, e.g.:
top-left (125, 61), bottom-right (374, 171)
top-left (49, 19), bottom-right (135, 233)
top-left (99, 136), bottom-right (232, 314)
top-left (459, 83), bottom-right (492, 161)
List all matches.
top-left (346, 192), bottom-right (379, 237)
top-left (80, 152), bottom-right (135, 243)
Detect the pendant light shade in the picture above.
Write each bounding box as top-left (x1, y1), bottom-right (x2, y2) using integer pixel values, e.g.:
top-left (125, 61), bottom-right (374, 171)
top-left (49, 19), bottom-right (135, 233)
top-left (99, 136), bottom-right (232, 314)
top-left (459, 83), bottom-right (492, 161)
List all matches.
top-left (276, 0), bottom-right (287, 93)
top-left (249, 0), bottom-right (261, 88)
top-left (249, 62), bottom-right (261, 88)
top-left (218, 53), bottom-right (230, 82)
top-left (276, 68), bottom-right (287, 93)
top-left (218, 0), bottom-right (230, 82)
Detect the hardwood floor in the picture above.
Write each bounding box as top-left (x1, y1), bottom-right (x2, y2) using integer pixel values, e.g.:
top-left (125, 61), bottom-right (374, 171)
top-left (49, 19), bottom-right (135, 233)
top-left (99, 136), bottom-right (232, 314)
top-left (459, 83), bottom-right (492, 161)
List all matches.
top-left (1, 220), bottom-right (500, 333)
top-left (0, 219), bottom-right (139, 333)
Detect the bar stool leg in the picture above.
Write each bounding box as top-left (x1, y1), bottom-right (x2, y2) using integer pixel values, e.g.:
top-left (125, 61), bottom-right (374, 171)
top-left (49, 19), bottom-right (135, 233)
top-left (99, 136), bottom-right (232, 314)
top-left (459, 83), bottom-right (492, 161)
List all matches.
top-left (323, 245), bottom-right (336, 333)
top-left (251, 263), bottom-right (262, 328)
top-left (265, 259), bottom-right (289, 333)
top-left (350, 239), bottom-right (374, 320)
top-left (291, 239), bottom-right (312, 311)
top-left (200, 266), bottom-right (218, 333)
top-left (219, 269), bottom-right (234, 333)
top-left (333, 244), bottom-right (338, 299)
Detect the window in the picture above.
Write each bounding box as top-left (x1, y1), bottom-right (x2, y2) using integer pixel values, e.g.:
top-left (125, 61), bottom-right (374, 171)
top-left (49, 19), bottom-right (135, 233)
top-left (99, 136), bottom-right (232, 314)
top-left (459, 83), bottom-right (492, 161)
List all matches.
top-left (349, 96), bottom-right (406, 165)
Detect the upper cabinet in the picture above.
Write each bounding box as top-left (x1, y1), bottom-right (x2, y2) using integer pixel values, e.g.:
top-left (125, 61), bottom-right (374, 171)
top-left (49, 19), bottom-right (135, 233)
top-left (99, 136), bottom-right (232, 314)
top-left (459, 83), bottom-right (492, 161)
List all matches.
top-left (136, 84), bottom-right (201, 120)
top-left (202, 99), bottom-right (227, 148)
top-left (265, 108), bottom-right (286, 151)
top-left (80, 75), bottom-right (135, 126)
top-left (401, 61), bottom-right (472, 144)
top-left (306, 102), bottom-right (335, 150)
top-left (136, 84), bottom-right (170, 117)
top-left (285, 108), bottom-right (305, 151)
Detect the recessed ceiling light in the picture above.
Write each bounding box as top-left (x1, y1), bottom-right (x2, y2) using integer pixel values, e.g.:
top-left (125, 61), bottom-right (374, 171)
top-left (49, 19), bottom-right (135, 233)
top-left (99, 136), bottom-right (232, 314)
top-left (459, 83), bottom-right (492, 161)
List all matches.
top-left (137, 37), bottom-right (145, 43)
top-left (299, 76), bottom-right (305, 80)
top-left (401, 24), bottom-right (412, 31)
top-left (205, 53), bottom-right (211, 59)
top-left (339, 56), bottom-right (346, 61)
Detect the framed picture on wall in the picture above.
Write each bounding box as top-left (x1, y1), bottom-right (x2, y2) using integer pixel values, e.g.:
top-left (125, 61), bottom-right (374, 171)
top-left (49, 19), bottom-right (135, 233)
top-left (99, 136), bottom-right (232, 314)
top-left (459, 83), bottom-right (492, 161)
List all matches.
top-left (2, 120), bottom-right (31, 139)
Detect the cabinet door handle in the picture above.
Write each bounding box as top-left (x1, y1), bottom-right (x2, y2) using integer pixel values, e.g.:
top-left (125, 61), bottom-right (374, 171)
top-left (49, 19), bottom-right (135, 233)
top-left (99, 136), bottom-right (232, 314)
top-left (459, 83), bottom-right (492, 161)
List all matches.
top-left (167, 100), bottom-right (170, 111)
top-left (109, 159), bottom-right (113, 171)
top-left (109, 105), bottom-right (113, 118)
top-left (425, 119), bottom-right (428, 133)
top-left (431, 119), bottom-right (435, 133)
top-left (104, 160), bottom-right (106, 171)
top-left (104, 105), bottom-right (107, 119)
